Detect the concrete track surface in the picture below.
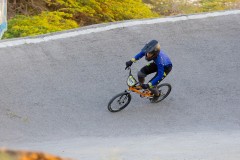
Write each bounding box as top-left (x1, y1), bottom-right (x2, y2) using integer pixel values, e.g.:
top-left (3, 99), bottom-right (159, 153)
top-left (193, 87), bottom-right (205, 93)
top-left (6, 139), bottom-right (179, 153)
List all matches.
top-left (1, 11), bottom-right (240, 160)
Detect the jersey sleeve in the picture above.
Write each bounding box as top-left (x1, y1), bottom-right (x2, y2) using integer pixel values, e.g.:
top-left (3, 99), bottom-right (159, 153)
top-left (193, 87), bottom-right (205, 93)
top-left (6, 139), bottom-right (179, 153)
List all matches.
top-left (132, 51), bottom-right (145, 61)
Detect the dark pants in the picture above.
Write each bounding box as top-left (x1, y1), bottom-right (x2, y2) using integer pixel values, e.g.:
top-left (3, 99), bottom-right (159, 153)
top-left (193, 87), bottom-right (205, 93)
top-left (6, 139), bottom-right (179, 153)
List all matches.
top-left (138, 63), bottom-right (172, 96)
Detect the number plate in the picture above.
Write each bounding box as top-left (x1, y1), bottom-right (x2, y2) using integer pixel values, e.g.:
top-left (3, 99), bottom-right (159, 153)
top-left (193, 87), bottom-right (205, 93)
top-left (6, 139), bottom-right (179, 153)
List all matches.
top-left (127, 76), bottom-right (137, 87)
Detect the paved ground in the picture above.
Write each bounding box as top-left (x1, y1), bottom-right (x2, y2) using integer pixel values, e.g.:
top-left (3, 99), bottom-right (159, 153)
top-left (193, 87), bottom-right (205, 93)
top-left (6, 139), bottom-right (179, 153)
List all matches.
top-left (0, 11), bottom-right (240, 160)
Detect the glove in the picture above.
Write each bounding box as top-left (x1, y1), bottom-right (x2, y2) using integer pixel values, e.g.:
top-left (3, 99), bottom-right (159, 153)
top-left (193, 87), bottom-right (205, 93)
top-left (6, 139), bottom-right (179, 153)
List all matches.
top-left (141, 83), bottom-right (149, 89)
top-left (125, 60), bottom-right (133, 70)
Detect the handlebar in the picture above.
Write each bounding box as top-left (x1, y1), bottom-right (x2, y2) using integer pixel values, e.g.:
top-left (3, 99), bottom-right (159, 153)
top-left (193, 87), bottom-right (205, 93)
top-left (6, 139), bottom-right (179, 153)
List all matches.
top-left (125, 66), bottom-right (140, 86)
top-left (126, 66), bottom-right (132, 76)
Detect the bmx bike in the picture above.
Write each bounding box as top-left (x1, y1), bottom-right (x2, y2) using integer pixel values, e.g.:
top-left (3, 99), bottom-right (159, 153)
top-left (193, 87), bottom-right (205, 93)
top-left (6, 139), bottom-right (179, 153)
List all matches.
top-left (107, 67), bottom-right (172, 112)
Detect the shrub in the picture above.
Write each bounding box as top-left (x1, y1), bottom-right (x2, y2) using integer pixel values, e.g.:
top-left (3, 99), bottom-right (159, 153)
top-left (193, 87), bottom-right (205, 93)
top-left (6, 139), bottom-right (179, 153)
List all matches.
top-left (143, 0), bottom-right (240, 16)
top-left (45, 0), bottom-right (158, 25)
top-left (3, 11), bottom-right (78, 38)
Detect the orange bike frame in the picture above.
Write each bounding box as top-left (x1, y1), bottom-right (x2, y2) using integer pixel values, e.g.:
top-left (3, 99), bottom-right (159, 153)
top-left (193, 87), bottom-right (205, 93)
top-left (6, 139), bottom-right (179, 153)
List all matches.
top-left (128, 86), bottom-right (153, 98)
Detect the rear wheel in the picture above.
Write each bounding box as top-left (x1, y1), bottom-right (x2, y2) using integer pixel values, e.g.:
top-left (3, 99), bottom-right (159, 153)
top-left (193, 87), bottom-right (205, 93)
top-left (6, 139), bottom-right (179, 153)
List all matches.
top-left (151, 83), bottom-right (171, 103)
top-left (108, 92), bottom-right (131, 112)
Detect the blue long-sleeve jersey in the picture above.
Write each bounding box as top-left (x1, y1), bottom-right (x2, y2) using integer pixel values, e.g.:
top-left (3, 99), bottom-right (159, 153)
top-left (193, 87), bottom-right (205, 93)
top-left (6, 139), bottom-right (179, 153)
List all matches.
top-left (133, 50), bottom-right (172, 86)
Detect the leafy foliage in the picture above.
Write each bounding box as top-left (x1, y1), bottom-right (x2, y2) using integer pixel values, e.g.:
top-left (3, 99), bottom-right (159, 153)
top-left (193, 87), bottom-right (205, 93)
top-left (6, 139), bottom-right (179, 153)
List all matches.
top-left (199, 0), bottom-right (240, 12)
top-left (3, 11), bottom-right (78, 38)
top-left (0, 149), bottom-right (68, 160)
top-left (45, 0), bottom-right (158, 25)
top-left (4, 0), bottom-right (240, 38)
top-left (143, 0), bottom-right (240, 16)
top-left (5, 0), bottom-right (158, 38)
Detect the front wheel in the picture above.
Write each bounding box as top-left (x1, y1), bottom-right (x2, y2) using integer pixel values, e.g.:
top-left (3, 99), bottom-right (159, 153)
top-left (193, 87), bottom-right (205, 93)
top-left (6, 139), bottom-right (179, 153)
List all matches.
top-left (108, 92), bottom-right (131, 112)
top-left (152, 83), bottom-right (172, 103)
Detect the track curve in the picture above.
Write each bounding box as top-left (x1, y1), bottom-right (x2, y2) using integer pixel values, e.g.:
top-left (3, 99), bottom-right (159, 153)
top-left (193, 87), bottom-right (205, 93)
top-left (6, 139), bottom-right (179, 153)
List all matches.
top-left (1, 11), bottom-right (240, 160)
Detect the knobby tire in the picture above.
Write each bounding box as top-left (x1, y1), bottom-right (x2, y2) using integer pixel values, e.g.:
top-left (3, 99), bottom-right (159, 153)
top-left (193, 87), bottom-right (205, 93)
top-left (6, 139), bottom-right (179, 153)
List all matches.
top-left (153, 83), bottom-right (172, 103)
top-left (108, 92), bottom-right (131, 112)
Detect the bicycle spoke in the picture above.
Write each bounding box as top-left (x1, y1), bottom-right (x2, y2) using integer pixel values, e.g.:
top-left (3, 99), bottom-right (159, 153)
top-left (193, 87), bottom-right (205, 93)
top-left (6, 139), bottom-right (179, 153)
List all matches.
top-left (152, 83), bottom-right (171, 103)
top-left (108, 92), bottom-right (131, 112)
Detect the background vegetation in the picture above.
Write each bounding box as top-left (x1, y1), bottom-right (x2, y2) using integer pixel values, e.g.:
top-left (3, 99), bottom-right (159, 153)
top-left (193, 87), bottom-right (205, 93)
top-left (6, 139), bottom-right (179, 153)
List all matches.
top-left (0, 149), bottom-right (69, 160)
top-left (4, 0), bottom-right (240, 39)
top-left (143, 0), bottom-right (240, 15)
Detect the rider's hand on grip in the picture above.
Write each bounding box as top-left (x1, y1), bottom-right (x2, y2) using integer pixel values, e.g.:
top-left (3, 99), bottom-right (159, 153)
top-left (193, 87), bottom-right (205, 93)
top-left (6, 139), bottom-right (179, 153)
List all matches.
top-left (125, 60), bottom-right (133, 70)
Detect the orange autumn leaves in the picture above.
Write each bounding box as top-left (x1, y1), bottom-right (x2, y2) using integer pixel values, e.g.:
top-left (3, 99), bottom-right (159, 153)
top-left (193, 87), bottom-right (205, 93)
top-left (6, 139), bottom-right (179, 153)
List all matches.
top-left (0, 149), bottom-right (70, 160)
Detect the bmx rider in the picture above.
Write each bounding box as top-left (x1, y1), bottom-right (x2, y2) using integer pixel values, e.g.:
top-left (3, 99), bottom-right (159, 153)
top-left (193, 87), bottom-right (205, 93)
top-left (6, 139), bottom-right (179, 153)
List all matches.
top-left (125, 40), bottom-right (172, 102)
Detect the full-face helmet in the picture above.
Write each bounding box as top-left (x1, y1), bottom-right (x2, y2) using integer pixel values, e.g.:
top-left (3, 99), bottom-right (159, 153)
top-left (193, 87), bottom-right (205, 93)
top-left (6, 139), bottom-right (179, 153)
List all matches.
top-left (141, 40), bottom-right (161, 61)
